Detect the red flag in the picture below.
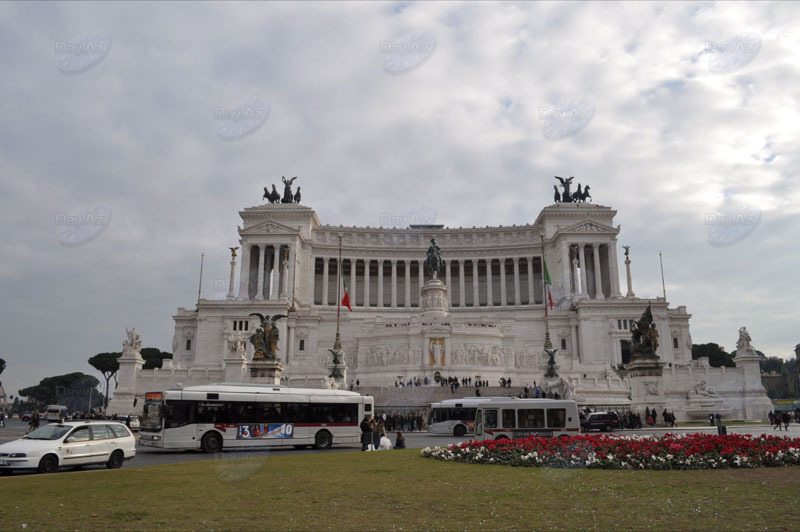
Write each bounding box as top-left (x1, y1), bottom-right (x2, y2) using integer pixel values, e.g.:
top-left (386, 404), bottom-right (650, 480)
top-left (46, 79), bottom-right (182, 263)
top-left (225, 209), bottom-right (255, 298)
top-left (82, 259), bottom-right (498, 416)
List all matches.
top-left (340, 263), bottom-right (352, 311)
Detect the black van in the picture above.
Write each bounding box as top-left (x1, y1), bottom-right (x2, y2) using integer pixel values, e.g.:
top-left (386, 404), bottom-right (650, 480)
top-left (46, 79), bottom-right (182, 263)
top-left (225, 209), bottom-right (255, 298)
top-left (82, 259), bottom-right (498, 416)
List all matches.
top-left (581, 412), bottom-right (621, 432)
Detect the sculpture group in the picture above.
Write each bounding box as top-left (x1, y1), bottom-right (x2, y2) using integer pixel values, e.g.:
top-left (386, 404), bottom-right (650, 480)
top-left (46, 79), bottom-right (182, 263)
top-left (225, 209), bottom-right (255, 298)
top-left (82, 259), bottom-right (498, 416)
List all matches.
top-left (424, 238), bottom-right (444, 280)
top-left (248, 313), bottom-right (286, 360)
top-left (630, 304), bottom-right (660, 359)
top-left (263, 176), bottom-right (301, 204)
top-left (554, 176), bottom-right (591, 203)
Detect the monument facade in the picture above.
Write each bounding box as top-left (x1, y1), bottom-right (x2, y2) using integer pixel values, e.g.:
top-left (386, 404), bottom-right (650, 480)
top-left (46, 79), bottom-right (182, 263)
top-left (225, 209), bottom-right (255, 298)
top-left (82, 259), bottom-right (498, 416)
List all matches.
top-left (108, 178), bottom-right (772, 421)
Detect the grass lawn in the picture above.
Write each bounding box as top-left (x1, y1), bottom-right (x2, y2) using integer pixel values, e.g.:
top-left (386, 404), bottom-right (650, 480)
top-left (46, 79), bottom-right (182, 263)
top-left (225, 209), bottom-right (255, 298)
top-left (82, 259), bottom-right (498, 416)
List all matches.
top-left (1, 450), bottom-right (799, 531)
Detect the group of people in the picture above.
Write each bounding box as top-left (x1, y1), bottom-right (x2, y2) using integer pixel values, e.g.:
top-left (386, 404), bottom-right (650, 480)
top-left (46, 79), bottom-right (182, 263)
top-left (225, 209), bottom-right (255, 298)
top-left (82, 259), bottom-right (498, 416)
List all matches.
top-left (645, 407), bottom-right (677, 427)
top-left (377, 411), bottom-right (426, 432)
top-left (394, 377), bottom-right (429, 387)
top-left (359, 416), bottom-right (406, 451)
top-left (769, 410), bottom-right (794, 431)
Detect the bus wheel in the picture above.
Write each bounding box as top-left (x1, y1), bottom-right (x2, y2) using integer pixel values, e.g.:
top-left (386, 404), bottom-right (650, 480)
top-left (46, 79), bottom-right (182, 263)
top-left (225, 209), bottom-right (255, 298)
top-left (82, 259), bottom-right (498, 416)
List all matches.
top-left (453, 425), bottom-right (467, 437)
top-left (201, 432), bottom-right (223, 453)
top-left (314, 430), bottom-right (332, 450)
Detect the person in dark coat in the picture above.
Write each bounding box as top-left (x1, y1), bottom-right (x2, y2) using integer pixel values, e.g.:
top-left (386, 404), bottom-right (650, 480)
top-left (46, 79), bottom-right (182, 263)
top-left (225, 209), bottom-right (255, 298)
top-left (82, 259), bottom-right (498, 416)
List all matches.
top-left (360, 416), bottom-right (372, 451)
top-left (394, 432), bottom-right (406, 449)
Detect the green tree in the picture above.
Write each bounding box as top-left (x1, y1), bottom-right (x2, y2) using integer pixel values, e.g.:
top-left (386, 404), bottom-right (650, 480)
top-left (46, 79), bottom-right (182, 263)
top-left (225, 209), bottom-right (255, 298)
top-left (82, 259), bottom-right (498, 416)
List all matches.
top-left (760, 356), bottom-right (786, 375)
top-left (19, 372), bottom-right (101, 407)
top-left (691, 343), bottom-right (735, 368)
top-left (88, 352), bottom-right (121, 409)
top-left (140, 347), bottom-right (173, 370)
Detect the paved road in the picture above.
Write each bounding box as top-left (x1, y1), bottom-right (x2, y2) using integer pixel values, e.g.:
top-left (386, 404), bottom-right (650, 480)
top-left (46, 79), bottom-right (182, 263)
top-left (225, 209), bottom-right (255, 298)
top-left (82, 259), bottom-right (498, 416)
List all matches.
top-left (1, 418), bottom-right (798, 477)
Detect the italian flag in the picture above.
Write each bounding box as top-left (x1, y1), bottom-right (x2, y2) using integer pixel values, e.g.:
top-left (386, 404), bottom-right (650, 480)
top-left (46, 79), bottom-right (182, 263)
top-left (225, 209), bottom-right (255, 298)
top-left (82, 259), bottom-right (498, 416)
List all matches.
top-left (340, 262), bottom-right (352, 311)
top-left (543, 258), bottom-right (554, 311)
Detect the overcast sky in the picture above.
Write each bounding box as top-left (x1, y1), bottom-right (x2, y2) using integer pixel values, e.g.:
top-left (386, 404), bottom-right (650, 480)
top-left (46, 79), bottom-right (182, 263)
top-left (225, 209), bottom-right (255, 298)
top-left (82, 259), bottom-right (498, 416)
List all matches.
top-left (1, 1), bottom-right (798, 398)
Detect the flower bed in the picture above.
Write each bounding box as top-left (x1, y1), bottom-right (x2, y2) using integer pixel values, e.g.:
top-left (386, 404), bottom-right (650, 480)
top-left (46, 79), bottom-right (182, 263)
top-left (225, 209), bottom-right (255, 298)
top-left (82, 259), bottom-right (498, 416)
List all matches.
top-left (421, 433), bottom-right (800, 470)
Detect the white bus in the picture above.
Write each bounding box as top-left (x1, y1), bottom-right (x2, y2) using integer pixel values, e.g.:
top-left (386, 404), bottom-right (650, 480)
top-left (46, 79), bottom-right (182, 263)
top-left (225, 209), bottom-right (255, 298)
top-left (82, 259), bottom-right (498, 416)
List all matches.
top-left (474, 399), bottom-right (580, 440)
top-left (138, 383), bottom-right (374, 452)
top-left (429, 398), bottom-right (511, 436)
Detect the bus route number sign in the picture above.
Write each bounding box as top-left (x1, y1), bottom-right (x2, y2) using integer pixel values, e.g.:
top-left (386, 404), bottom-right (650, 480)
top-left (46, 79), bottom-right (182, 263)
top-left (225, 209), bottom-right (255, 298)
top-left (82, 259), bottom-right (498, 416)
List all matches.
top-left (512, 429), bottom-right (553, 439)
top-left (237, 423), bottom-right (295, 439)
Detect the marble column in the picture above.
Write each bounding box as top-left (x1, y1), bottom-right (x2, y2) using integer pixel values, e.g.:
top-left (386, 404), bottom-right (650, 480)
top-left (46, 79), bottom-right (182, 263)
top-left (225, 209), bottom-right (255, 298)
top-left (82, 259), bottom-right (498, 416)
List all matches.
top-left (487, 259), bottom-right (494, 307)
top-left (227, 253), bottom-right (237, 299)
top-left (571, 324), bottom-right (579, 358)
top-left (364, 259), bottom-right (371, 307)
top-left (286, 245), bottom-right (295, 301)
top-left (281, 252), bottom-right (289, 298)
top-left (445, 260), bottom-right (452, 306)
top-left (377, 260), bottom-right (384, 307)
top-left (527, 257), bottom-right (534, 305)
top-left (609, 243), bottom-right (622, 297)
top-left (237, 244), bottom-right (251, 299)
top-left (405, 259), bottom-right (411, 308)
top-left (350, 258), bottom-right (357, 307)
top-left (499, 258), bottom-right (507, 306)
top-left (418, 261), bottom-right (424, 306)
top-left (458, 260), bottom-right (465, 307)
top-left (322, 257), bottom-right (329, 306)
top-left (572, 254), bottom-right (580, 295)
top-left (271, 245), bottom-right (281, 300)
top-left (561, 243), bottom-right (570, 296)
top-left (593, 243), bottom-right (605, 300)
top-left (255, 245), bottom-right (266, 300)
top-left (391, 260), bottom-right (398, 307)
top-left (625, 253), bottom-right (635, 298)
top-left (513, 257), bottom-right (520, 306)
top-left (578, 244), bottom-right (588, 296)
top-left (472, 260), bottom-right (479, 307)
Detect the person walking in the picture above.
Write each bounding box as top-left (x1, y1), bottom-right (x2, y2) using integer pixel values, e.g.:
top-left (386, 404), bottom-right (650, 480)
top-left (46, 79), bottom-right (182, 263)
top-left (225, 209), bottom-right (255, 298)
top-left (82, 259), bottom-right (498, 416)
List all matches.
top-left (783, 411), bottom-right (791, 431)
top-left (0, 411), bottom-right (5, 428)
top-left (773, 413), bottom-right (783, 431)
top-left (394, 432), bottom-right (406, 449)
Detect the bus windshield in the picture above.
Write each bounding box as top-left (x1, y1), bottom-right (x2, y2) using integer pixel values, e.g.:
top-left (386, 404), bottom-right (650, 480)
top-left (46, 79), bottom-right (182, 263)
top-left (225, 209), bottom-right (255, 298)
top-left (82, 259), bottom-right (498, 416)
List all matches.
top-left (142, 398), bottom-right (163, 432)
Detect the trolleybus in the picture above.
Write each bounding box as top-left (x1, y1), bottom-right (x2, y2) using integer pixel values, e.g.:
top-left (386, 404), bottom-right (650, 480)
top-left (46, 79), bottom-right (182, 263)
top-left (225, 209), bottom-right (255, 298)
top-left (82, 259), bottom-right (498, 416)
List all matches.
top-left (429, 397), bottom-right (510, 436)
top-left (139, 383), bottom-right (374, 452)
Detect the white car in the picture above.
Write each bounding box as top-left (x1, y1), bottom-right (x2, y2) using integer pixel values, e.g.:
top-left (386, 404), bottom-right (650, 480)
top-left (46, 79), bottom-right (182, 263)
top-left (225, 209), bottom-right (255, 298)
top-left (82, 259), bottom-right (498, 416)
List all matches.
top-left (0, 421), bottom-right (136, 475)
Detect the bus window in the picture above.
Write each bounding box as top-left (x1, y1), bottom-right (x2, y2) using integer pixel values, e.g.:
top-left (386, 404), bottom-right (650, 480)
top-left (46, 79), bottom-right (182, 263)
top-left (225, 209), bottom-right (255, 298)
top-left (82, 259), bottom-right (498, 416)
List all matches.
top-left (518, 409), bottom-right (545, 428)
top-left (547, 409), bottom-right (567, 428)
top-left (484, 409), bottom-right (498, 429)
top-left (165, 401), bottom-right (195, 428)
top-left (502, 409), bottom-right (516, 428)
top-left (475, 410), bottom-right (483, 436)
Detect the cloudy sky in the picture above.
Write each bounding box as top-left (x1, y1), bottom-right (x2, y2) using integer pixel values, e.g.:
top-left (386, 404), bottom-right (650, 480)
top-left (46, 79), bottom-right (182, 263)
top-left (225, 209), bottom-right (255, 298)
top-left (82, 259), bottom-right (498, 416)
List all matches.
top-left (1, 1), bottom-right (798, 398)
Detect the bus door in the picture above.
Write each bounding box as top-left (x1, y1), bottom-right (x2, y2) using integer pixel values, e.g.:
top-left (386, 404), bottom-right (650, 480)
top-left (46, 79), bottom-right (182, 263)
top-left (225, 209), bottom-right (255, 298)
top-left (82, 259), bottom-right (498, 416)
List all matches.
top-left (475, 409), bottom-right (483, 437)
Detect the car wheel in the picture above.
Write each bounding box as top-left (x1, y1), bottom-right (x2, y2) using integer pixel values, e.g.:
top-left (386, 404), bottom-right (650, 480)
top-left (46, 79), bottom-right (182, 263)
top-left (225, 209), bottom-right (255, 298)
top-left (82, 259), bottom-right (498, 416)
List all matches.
top-left (604, 424), bottom-right (611, 433)
top-left (453, 425), bottom-right (467, 437)
top-left (201, 432), bottom-right (223, 453)
top-left (106, 450), bottom-right (125, 469)
top-left (37, 454), bottom-right (59, 474)
top-left (314, 430), bottom-right (332, 450)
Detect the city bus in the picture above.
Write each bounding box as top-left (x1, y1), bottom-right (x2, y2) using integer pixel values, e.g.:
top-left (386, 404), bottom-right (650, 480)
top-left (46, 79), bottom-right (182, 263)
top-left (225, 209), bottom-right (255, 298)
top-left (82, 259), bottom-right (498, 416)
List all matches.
top-left (474, 399), bottom-right (580, 440)
top-left (138, 383), bottom-right (374, 452)
top-left (429, 397), bottom-right (510, 436)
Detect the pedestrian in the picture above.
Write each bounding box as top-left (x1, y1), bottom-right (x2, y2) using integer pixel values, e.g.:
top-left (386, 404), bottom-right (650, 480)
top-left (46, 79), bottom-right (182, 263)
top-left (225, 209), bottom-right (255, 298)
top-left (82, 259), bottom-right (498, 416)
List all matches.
top-left (0, 411), bottom-right (5, 428)
top-left (360, 416), bottom-right (372, 451)
top-left (709, 413), bottom-right (715, 427)
top-left (394, 431), bottom-right (406, 449)
top-left (773, 413), bottom-right (782, 431)
top-left (783, 412), bottom-right (790, 431)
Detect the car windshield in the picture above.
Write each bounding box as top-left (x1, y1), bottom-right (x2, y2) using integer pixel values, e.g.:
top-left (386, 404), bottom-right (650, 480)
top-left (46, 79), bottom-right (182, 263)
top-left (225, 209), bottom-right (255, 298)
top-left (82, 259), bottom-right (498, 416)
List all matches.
top-left (23, 425), bottom-right (72, 440)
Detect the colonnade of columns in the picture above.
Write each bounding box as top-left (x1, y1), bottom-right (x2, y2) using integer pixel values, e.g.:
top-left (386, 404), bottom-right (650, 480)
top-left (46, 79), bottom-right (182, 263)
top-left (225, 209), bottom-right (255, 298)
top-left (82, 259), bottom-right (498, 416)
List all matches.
top-left (565, 243), bottom-right (621, 299)
top-left (236, 243), bottom-right (294, 300)
top-left (312, 256), bottom-right (552, 308)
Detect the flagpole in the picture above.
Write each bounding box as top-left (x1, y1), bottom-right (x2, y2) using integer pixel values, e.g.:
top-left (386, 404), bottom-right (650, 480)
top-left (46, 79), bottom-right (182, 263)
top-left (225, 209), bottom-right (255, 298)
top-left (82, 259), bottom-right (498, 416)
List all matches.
top-left (334, 233), bottom-right (343, 351)
top-left (540, 236), bottom-right (552, 350)
top-left (659, 251), bottom-right (667, 301)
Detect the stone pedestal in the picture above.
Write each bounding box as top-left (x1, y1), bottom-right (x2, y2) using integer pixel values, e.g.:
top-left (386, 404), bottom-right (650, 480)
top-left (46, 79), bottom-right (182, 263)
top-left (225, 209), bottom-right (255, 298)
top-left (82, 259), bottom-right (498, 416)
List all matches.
top-left (107, 329), bottom-right (144, 416)
top-left (421, 279), bottom-right (448, 318)
top-left (627, 356), bottom-right (666, 418)
top-left (248, 359), bottom-right (284, 385)
top-left (733, 345), bottom-right (773, 420)
top-left (325, 361), bottom-right (348, 390)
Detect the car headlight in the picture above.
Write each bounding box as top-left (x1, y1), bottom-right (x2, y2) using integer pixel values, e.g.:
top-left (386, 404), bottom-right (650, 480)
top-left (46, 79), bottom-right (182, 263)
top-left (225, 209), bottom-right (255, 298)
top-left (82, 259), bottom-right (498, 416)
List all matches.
top-left (9, 453), bottom-right (27, 458)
